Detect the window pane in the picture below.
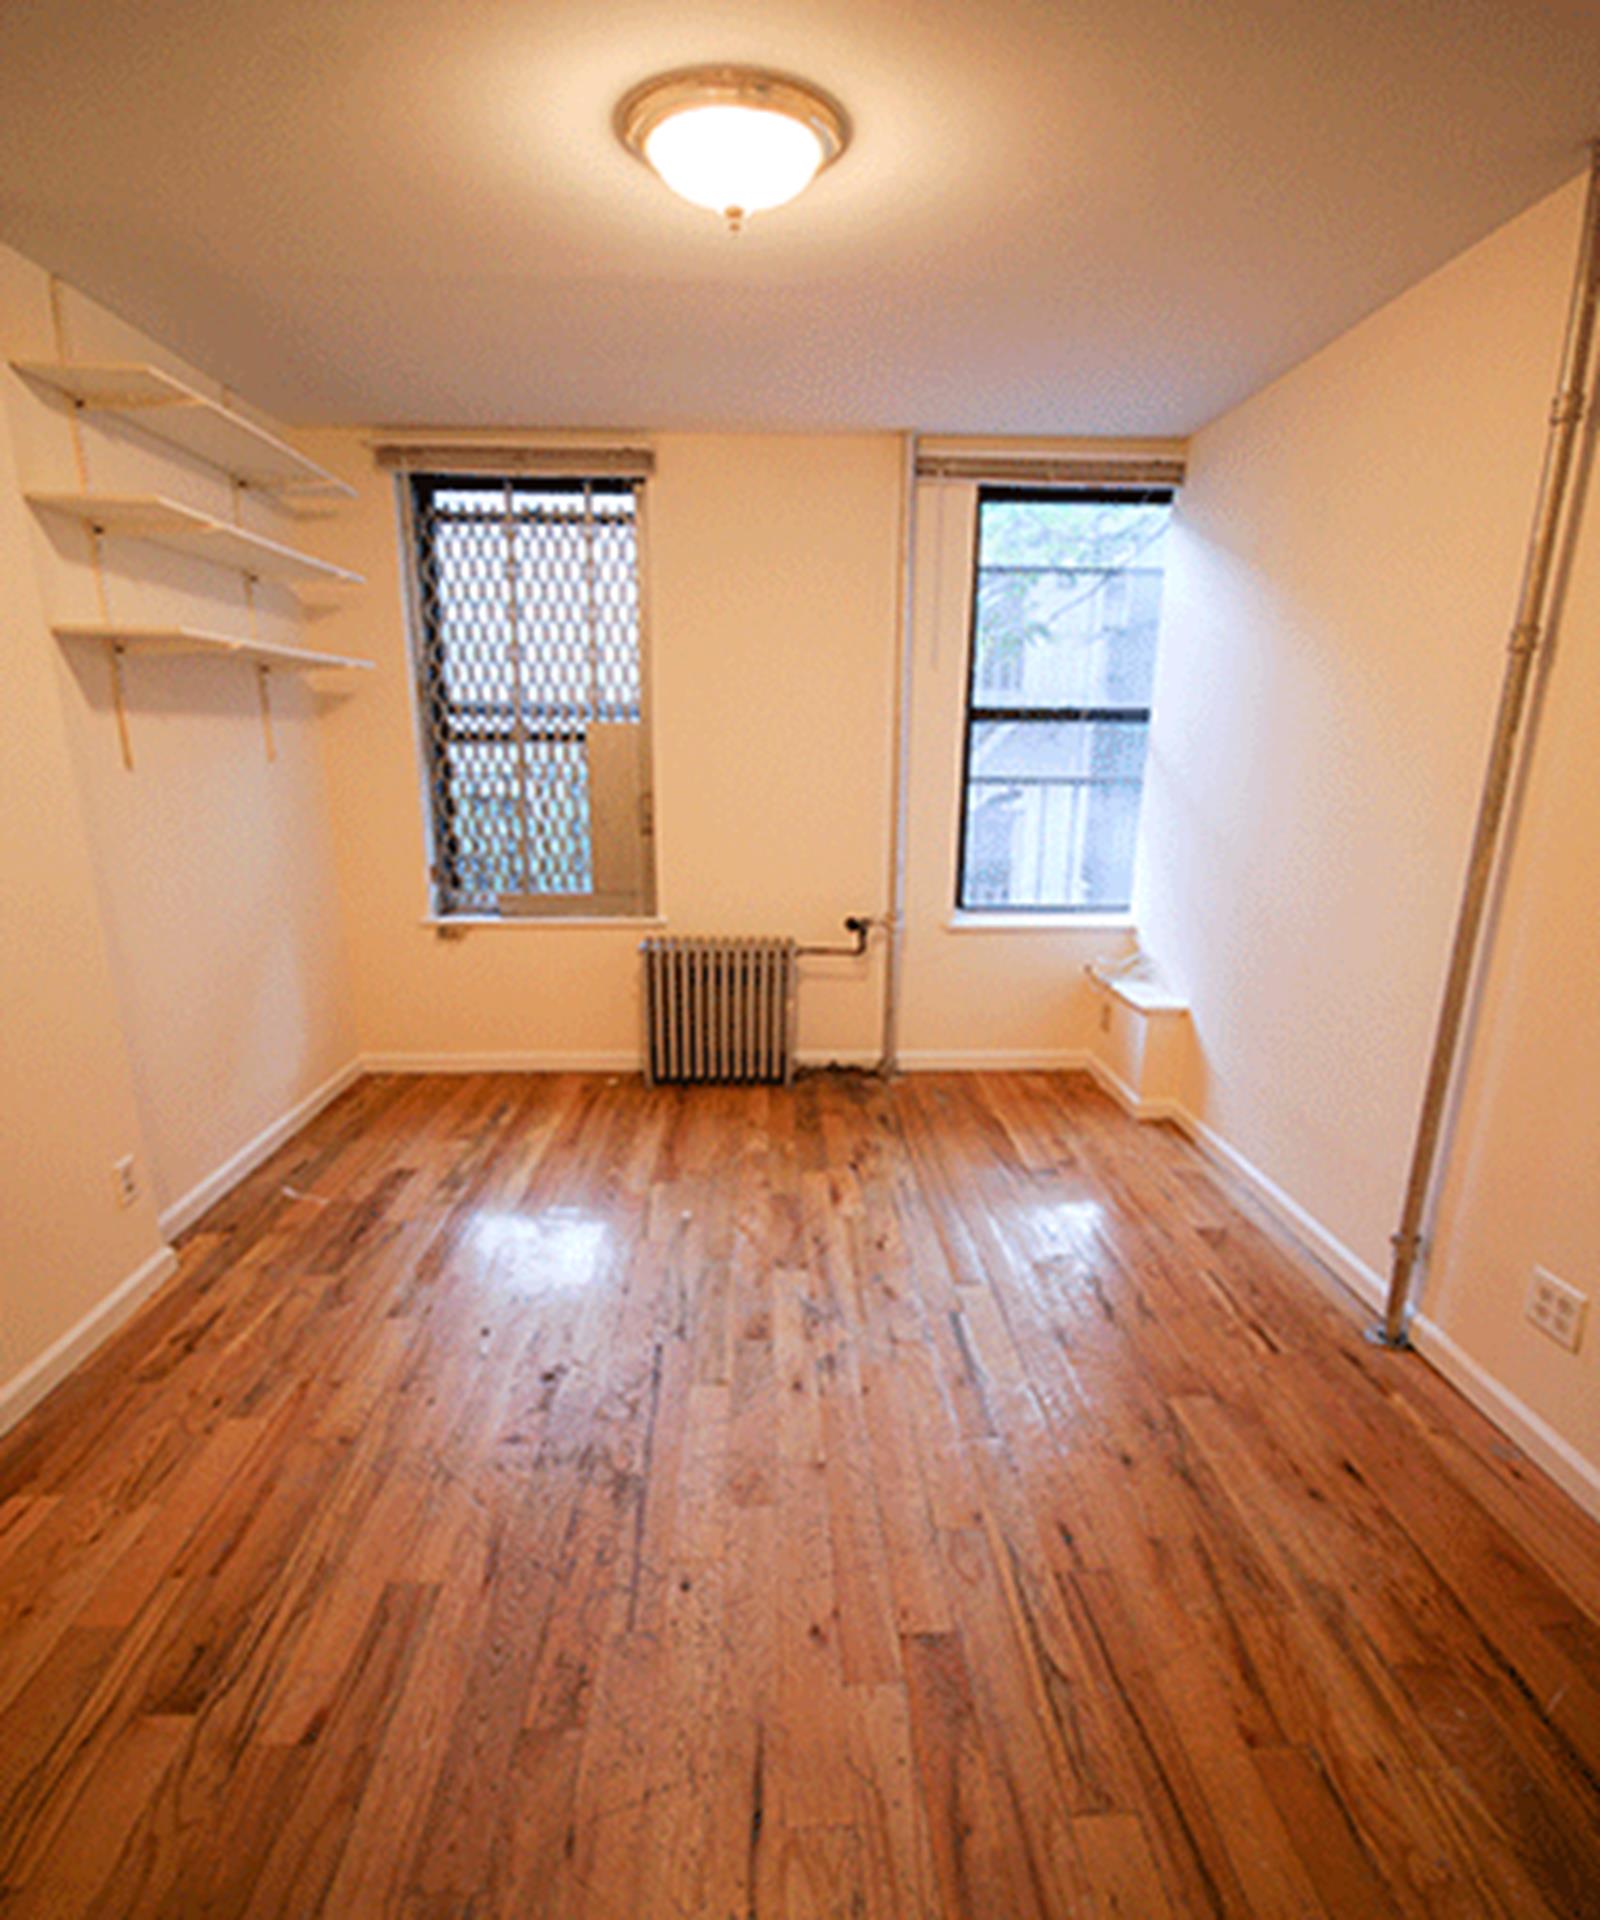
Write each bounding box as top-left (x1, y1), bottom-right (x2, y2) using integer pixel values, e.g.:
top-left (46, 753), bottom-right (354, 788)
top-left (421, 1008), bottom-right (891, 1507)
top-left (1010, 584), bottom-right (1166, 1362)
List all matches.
top-left (958, 486), bottom-right (1171, 914)
top-left (971, 497), bottom-right (1168, 711)
top-left (410, 477), bottom-right (651, 915)
top-left (961, 718), bottom-right (1148, 909)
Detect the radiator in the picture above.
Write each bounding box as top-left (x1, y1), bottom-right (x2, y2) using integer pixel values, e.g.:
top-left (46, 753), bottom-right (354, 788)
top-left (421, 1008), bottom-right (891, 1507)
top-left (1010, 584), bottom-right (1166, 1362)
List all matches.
top-left (641, 937), bottom-right (798, 1086)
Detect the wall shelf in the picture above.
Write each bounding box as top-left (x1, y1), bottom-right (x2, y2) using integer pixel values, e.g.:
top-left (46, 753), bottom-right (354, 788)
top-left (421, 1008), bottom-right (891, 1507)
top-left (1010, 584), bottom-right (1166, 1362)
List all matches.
top-left (13, 360), bottom-right (354, 498)
top-left (27, 492), bottom-right (363, 586)
top-left (55, 622), bottom-right (374, 673)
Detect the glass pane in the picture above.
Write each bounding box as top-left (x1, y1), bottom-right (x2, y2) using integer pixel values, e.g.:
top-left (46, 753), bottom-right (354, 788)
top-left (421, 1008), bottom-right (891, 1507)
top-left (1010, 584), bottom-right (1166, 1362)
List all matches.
top-left (972, 496), bottom-right (1169, 711)
top-left (961, 718), bottom-right (1149, 910)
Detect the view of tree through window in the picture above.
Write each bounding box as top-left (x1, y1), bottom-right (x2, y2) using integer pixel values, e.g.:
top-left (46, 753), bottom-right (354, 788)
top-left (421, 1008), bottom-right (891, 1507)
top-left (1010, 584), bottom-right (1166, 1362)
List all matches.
top-left (958, 487), bottom-right (1173, 911)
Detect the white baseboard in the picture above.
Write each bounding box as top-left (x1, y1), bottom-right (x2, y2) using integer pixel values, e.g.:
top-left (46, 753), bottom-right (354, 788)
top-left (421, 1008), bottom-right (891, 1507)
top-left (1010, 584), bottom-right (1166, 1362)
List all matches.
top-left (897, 1048), bottom-right (1092, 1072)
top-left (1408, 1316), bottom-right (1600, 1523)
top-left (361, 1051), bottom-right (640, 1075)
top-left (1083, 1053), bottom-right (1186, 1123)
top-left (1170, 1105), bottom-right (1388, 1313)
top-left (0, 1243), bottom-right (179, 1441)
top-left (158, 1058), bottom-right (365, 1240)
top-left (1162, 1103), bottom-right (1600, 1525)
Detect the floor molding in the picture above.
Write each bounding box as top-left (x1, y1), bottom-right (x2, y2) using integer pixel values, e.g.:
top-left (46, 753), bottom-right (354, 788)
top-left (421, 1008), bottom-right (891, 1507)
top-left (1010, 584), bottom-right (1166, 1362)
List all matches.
top-left (158, 1058), bottom-right (365, 1240)
top-left (897, 1048), bottom-right (1092, 1072)
top-left (1409, 1315), bottom-right (1600, 1524)
top-left (0, 1243), bottom-right (179, 1441)
top-left (1170, 1104), bottom-right (1388, 1312)
top-left (1083, 1052), bottom-right (1186, 1123)
top-left (362, 1051), bottom-right (639, 1075)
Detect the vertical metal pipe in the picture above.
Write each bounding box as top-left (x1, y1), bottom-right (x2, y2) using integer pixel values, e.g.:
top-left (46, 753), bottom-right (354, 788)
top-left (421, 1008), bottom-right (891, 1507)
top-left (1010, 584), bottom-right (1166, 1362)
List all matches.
top-left (879, 431), bottom-right (919, 1076)
top-left (1375, 146), bottom-right (1600, 1349)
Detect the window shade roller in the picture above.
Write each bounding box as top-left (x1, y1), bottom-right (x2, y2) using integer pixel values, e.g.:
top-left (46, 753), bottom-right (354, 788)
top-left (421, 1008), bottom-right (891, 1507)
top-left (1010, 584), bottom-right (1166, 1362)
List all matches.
top-left (915, 451), bottom-right (1185, 488)
top-left (372, 443), bottom-right (655, 478)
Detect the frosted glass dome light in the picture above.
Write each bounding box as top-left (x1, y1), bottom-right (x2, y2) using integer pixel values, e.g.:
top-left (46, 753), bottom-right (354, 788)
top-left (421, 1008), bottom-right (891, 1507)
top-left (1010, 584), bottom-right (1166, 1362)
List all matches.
top-left (618, 69), bottom-right (849, 232)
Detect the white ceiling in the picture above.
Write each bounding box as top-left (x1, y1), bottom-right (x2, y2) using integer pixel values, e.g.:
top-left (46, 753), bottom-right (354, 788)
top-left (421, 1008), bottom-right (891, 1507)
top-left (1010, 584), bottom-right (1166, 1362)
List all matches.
top-left (2, 0), bottom-right (1597, 433)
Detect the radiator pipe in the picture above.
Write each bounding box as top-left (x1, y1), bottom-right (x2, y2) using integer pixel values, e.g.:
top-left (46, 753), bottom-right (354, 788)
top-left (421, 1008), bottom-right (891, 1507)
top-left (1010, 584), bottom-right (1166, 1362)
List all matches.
top-left (1372, 144), bottom-right (1600, 1350)
top-left (880, 430), bottom-right (920, 1076)
top-left (797, 916), bottom-right (875, 959)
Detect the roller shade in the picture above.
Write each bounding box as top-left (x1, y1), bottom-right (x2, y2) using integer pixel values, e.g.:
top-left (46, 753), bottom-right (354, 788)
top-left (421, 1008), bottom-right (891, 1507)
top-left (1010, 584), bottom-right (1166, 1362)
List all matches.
top-left (915, 438), bottom-right (1186, 489)
top-left (372, 442), bottom-right (655, 478)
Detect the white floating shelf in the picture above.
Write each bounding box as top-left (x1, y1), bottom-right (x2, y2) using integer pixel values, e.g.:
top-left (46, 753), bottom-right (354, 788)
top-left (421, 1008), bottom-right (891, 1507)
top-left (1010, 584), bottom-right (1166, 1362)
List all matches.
top-left (13, 360), bottom-right (354, 498)
top-left (55, 622), bottom-right (373, 673)
top-left (28, 492), bottom-right (363, 586)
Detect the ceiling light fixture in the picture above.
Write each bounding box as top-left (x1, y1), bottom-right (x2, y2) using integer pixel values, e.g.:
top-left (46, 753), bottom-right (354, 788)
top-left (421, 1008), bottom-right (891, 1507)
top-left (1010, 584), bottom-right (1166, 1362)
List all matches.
top-left (617, 66), bottom-right (849, 233)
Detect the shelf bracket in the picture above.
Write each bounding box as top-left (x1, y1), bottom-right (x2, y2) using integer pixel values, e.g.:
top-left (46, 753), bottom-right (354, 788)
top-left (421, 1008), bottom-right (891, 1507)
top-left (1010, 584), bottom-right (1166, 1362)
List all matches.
top-left (108, 642), bottom-right (133, 771)
top-left (257, 664), bottom-right (277, 762)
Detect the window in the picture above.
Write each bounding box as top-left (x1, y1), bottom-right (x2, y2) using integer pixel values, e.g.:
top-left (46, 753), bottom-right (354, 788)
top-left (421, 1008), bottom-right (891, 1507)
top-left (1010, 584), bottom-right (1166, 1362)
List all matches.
top-left (405, 474), bottom-right (655, 918)
top-left (956, 486), bottom-right (1173, 912)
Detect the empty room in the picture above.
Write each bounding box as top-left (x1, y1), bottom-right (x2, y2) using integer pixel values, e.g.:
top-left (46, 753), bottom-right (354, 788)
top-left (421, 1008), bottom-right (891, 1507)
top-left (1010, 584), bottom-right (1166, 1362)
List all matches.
top-left (3, 2), bottom-right (1600, 1914)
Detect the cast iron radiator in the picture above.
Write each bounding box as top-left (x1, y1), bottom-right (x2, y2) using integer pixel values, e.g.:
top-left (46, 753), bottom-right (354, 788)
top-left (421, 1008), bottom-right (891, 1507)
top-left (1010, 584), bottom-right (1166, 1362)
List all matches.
top-left (641, 936), bottom-right (798, 1086)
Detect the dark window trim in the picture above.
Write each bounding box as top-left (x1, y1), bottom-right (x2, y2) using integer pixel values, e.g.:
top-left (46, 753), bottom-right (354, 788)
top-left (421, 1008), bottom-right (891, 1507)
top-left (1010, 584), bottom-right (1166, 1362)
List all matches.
top-left (971, 484), bottom-right (1175, 508)
top-left (954, 484), bottom-right (1172, 915)
top-left (413, 474), bottom-right (637, 500)
top-left (966, 704), bottom-right (1149, 726)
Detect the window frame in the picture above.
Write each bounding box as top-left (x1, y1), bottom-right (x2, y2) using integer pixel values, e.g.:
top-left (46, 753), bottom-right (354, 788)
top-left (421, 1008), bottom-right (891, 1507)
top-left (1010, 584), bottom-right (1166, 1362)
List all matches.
top-left (953, 482), bottom-right (1175, 916)
top-left (399, 468), bottom-right (657, 923)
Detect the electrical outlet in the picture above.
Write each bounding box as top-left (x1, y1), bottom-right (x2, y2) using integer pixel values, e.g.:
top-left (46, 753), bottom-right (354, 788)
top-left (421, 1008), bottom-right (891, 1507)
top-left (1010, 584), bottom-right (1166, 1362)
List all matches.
top-left (112, 1155), bottom-right (139, 1210)
top-left (1099, 1000), bottom-right (1112, 1033)
top-left (1527, 1267), bottom-right (1587, 1353)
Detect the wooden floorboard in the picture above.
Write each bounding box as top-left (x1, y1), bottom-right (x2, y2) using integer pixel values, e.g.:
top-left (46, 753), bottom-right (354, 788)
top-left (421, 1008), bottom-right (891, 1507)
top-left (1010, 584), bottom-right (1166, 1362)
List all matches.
top-left (1, 1069), bottom-right (1598, 1917)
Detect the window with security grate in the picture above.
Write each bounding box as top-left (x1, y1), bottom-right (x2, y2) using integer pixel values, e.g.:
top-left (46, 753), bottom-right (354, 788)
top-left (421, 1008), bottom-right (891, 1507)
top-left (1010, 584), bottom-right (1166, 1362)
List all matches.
top-left (405, 474), bottom-right (655, 918)
top-left (957, 486), bottom-right (1174, 913)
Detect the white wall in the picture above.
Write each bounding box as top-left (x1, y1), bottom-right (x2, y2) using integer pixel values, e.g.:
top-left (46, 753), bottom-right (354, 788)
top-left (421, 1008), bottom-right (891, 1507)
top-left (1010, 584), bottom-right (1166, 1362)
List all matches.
top-left (0, 254), bottom-right (170, 1415)
top-left (0, 238), bottom-right (363, 1434)
top-left (306, 432), bottom-right (895, 1063)
top-left (1138, 173), bottom-right (1600, 1488)
top-left (306, 431), bottom-right (1142, 1068)
top-left (0, 254), bottom-right (362, 1231)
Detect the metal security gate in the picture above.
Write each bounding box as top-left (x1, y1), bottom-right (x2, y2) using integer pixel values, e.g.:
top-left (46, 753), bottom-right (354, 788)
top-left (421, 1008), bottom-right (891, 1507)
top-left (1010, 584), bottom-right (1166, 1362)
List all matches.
top-left (406, 473), bottom-right (651, 915)
top-left (642, 938), bottom-right (798, 1085)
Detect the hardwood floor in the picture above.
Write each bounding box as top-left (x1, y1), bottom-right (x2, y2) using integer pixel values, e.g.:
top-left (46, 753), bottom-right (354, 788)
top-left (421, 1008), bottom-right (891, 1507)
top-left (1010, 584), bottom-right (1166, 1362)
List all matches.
top-left (2, 1070), bottom-right (1598, 1918)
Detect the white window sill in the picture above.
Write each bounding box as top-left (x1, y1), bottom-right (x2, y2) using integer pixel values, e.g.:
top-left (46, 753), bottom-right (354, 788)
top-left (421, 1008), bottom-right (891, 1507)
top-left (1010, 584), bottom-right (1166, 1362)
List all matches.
top-left (945, 912), bottom-right (1135, 934)
top-left (422, 914), bottom-right (667, 931)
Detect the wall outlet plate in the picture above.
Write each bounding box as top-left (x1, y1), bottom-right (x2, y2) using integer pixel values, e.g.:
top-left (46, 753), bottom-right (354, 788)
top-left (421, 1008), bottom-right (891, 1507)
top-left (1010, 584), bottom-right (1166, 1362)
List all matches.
top-left (112, 1155), bottom-right (138, 1209)
top-left (1527, 1267), bottom-right (1587, 1354)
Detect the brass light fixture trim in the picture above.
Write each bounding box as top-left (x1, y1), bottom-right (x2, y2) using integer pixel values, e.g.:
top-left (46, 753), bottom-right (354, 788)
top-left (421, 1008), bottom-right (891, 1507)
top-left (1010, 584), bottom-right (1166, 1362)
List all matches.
top-left (616, 65), bottom-right (851, 231)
